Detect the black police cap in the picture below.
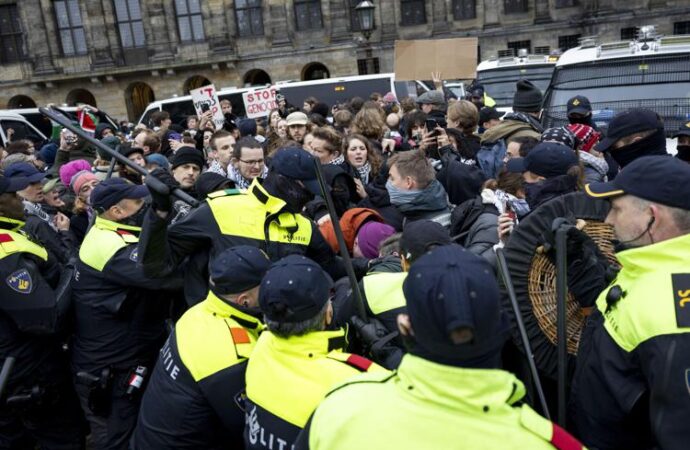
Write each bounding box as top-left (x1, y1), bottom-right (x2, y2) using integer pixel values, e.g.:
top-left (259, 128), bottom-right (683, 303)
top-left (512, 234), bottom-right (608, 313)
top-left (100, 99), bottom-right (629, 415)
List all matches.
top-left (210, 246), bottom-right (271, 296)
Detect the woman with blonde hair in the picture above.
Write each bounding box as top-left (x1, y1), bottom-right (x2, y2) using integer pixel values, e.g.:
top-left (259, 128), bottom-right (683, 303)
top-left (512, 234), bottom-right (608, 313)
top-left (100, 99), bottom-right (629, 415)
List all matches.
top-left (446, 100), bottom-right (481, 160)
top-left (351, 107), bottom-right (386, 152)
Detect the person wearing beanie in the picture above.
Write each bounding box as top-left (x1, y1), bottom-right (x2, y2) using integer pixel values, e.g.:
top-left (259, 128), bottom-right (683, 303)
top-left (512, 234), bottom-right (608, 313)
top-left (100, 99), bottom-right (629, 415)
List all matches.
top-left (564, 123), bottom-right (608, 183)
top-left (353, 221), bottom-right (396, 259)
top-left (132, 246), bottom-right (270, 449)
top-left (244, 255), bottom-right (384, 450)
top-left (167, 146), bottom-right (204, 224)
top-left (5, 162), bottom-right (77, 263)
top-left (117, 143), bottom-right (146, 185)
top-left (59, 159), bottom-right (92, 188)
top-left (673, 121), bottom-right (690, 163)
top-left (238, 118), bottom-right (258, 138)
top-left (194, 171), bottom-right (235, 198)
top-left (0, 174), bottom-right (87, 448)
top-left (145, 153), bottom-right (170, 172)
top-left (479, 80), bottom-right (544, 179)
top-left (71, 178), bottom-right (182, 450)
top-left (297, 245), bottom-right (584, 450)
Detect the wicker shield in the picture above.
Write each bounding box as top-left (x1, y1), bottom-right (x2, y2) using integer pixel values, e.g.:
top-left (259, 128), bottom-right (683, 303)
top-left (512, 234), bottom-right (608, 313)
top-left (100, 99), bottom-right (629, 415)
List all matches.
top-left (502, 192), bottom-right (619, 379)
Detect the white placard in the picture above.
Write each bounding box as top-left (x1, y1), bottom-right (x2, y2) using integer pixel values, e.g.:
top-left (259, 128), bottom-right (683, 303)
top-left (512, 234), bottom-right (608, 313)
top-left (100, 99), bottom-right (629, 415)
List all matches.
top-left (242, 87), bottom-right (278, 119)
top-left (190, 84), bottom-right (225, 129)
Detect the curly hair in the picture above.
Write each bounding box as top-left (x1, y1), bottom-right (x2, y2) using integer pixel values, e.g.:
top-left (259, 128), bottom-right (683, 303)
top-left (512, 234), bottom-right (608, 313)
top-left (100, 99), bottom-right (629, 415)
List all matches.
top-left (351, 107), bottom-right (385, 141)
top-left (344, 133), bottom-right (382, 176)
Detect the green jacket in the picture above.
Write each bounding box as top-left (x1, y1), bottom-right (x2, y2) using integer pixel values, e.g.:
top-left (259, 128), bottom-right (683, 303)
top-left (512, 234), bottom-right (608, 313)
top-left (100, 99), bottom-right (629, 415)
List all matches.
top-left (298, 354), bottom-right (582, 450)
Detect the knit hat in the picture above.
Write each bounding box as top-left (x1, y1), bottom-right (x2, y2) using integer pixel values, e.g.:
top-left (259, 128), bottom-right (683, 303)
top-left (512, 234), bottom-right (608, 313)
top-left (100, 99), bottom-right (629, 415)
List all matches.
top-left (512, 80), bottom-right (543, 113)
top-left (541, 127), bottom-right (576, 149)
top-left (99, 135), bottom-right (121, 160)
top-left (238, 119), bottom-right (257, 137)
top-left (171, 146), bottom-right (204, 170)
top-left (567, 124), bottom-right (601, 153)
top-left (145, 153), bottom-right (170, 171)
top-left (70, 170), bottom-right (98, 195)
top-left (356, 221), bottom-right (396, 259)
top-left (37, 143), bottom-right (58, 165)
top-left (119, 143), bottom-right (144, 159)
top-left (383, 92), bottom-right (397, 104)
top-left (59, 159), bottom-right (92, 187)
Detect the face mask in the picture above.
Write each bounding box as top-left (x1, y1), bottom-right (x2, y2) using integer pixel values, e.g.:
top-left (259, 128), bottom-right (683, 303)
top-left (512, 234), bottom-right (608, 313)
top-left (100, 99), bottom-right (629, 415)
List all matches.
top-left (569, 115), bottom-right (592, 125)
top-left (122, 202), bottom-right (149, 227)
top-left (385, 180), bottom-right (421, 206)
top-left (676, 145), bottom-right (690, 162)
top-left (610, 128), bottom-right (666, 168)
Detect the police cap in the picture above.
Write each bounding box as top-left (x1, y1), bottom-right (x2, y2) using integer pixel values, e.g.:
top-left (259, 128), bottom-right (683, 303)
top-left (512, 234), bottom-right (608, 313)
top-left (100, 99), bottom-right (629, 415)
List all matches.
top-left (259, 255), bottom-right (333, 323)
top-left (270, 147), bottom-right (321, 196)
top-left (91, 178), bottom-right (149, 212)
top-left (0, 175), bottom-right (30, 194)
top-left (210, 246), bottom-right (271, 296)
top-left (399, 220), bottom-right (451, 263)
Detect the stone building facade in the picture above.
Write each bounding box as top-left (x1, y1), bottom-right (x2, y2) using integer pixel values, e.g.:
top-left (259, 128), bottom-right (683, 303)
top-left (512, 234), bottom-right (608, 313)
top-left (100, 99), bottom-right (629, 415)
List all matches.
top-left (0, 0), bottom-right (688, 121)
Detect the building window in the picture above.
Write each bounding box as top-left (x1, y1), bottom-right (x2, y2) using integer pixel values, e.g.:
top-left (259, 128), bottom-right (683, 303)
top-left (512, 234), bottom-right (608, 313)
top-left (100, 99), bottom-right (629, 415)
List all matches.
top-left (674, 21), bottom-right (690, 35)
top-left (294, 0), bottom-right (322, 31)
top-left (620, 27), bottom-right (637, 41)
top-left (400, 0), bottom-right (426, 26)
top-left (452, 0), bottom-right (476, 20)
top-left (113, 0), bottom-right (145, 48)
top-left (357, 57), bottom-right (380, 75)
top-left (236, 0), bottom-right (263, 36)
top-left (54, 0), bottom-right (87, 56)
top-left (555, 0), bottom-right (577, 7)
top-left (558, 34), bottom-right (581, 51)
top-left (175, 0), bottom-right (204, 42)
top-left (534, 46), bottom-right (550, 55)
top-left (0, 4), bottom-right (25, 63)
top-left (507, 39), bottom-right (531, 54)
top-left (504, 0), bottom-right (528, 14)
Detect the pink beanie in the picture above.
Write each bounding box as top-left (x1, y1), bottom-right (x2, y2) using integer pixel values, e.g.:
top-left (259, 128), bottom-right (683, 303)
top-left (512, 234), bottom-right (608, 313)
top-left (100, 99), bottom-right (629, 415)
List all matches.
top-left (70, 170), bottom-right (98, 195)
top-left (356, 221), bottom-right (396, 259)
top-left (59, 159), bottom-right (92, 187)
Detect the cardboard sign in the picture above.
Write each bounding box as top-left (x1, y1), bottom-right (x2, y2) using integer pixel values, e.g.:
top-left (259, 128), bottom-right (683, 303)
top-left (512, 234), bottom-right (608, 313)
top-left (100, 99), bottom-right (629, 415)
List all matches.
top-left (394, 38), bottom-right (478, 81)
top-left (190, 84), bottom-right (225, 129)
top-left (242, 87), bottom-right (278, 119)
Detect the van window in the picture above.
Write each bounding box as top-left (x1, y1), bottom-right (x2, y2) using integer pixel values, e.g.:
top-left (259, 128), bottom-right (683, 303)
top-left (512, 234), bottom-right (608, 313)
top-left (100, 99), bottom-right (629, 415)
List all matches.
top-left (542, 54), bottom-right (690, 135)
top-left (0, 120), bottom-right (45, 146)
top-left (218, 93), bottom-right (247, 117)
top-left (477, 64), bottom-right (554, 108)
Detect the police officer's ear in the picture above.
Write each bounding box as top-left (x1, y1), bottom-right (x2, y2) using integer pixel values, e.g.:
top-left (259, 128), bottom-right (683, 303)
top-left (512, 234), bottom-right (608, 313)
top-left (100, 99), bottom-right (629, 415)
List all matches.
top-left (400, 254), bottom-right (410, 272)
top-left (396, 313), bottom-right (413, 337)
top-left (325, 301), bottom-right (334, 327)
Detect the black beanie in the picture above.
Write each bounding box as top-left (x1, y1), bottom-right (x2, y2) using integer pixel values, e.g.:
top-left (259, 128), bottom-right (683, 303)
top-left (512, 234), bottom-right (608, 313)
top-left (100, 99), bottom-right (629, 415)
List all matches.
top-left (171, 146), bottom-right (204, 170)
top-left (512, 79), bottom-right (543, 113)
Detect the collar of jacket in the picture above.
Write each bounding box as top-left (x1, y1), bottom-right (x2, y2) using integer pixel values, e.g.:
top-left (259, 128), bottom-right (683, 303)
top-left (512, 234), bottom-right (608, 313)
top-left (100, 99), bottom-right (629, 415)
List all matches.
top-left (263, 328), bottom-right (347, 357)
top-left (396, 354), bottom-right (526, 411)
top-left (204, 290), bottom-right (263, 332)
top-left (94, 216), bottom-right (142, 235)
top-left (0, 216), bottom-right (25, 231)
top-left (615, 232), bottom-right (690, 277)
top-left (249, 178), bottom-right (289, 215)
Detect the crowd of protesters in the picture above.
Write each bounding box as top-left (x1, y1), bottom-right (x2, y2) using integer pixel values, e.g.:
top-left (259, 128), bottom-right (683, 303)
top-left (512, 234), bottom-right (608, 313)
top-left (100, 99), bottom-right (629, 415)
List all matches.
top-left (0, 75), bottom-right (689, 450)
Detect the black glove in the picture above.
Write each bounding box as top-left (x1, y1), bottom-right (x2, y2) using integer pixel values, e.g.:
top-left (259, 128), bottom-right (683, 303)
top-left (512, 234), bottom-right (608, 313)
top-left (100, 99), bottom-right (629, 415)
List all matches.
top-left (563, 227), bottom-right (615, 308)
top-left (146, 168), bottom-right (178, 213)
top-left (350, 316), bottom-right (403, 369)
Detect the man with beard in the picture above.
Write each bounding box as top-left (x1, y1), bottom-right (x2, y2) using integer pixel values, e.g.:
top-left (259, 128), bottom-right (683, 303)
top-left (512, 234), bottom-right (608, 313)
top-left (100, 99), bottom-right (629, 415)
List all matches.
top-left (139, 147), bottom-right (344, 302)
top-left (71, 179), bottom-right (183, 450)
top-left (169, 146), bottom-right (203, 224)
top-left (566, 156), bottom-right (690, 450)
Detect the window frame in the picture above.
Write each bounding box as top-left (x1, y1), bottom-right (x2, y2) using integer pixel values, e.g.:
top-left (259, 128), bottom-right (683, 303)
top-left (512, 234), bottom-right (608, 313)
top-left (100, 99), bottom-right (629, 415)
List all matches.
top-left (235, 0), bottom-right (264, 37)
top-left (294, 0), bottom-right (323, 31)
top-left (113, 0), bottom-right (146, 49)
top-left (175, 0), bottom-right (205, 43)
top-left (507, 39), bottom-right (531, 54)
top-left (452, 0), bottom-right (476, 21)
top-left (504, 0), bottom-right (528, 14)
top-left (673, 21), bottom-right (690, 35)
top-left (558, 34), bottom-right (581, 52)
top-left (0, 3), bottom-right (25, 64)
top-left (54, 0), bottom-right (87, 56)
top-left (400, 0), bottom-right (426, 26)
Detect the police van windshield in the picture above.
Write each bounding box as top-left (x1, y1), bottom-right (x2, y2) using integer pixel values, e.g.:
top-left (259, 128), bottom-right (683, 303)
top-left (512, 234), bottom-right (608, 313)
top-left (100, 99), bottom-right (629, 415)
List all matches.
top-left (542, 53), bottom-right (690, 135)
top-left (477, 65), bottom-right (554, 108)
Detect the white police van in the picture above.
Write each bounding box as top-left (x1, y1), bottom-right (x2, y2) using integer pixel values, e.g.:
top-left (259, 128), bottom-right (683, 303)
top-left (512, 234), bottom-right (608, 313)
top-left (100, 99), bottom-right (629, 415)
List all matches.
top-left (542, 26), bottom-right (690, 152)
top-left (476, 49), bottom-right (558, 110)
top-left (0, 112), bottom-right (47, 147)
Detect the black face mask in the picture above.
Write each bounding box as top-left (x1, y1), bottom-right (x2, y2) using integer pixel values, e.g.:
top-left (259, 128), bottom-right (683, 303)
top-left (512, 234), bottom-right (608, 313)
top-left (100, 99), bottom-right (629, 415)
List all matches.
top-left (122, 202), bottom-right (149, 227)
top-left (676, 145), bottom-right (690, 162)
top-left (569, 115), bottom-right (593, 126)
top-left (262, 173), bottom-right (314, 213)
top-left (610, 128), bottom-right (667, 168)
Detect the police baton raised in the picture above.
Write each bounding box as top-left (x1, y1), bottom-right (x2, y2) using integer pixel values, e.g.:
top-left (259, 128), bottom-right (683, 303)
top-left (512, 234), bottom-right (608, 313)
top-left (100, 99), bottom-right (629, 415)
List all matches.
top-left (38, 106), bottom-right (199, 208)
top-left (496, 247), bottom-right (551, 420)
top-left (0, 356), bottom-right (15, 400)
top-left (553, 218), bottom-right (572, 428)
top-left (313, 159), bottom-right (367, 320)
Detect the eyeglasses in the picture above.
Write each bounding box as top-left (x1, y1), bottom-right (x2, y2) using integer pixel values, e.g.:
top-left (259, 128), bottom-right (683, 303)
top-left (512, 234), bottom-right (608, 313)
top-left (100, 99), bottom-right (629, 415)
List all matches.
top-left (239, 158), bottom-right (264, 166)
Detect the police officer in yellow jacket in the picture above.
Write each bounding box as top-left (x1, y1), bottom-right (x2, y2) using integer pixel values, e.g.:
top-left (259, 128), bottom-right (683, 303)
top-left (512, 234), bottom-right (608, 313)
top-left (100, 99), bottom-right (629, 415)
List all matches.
top-left (245, 255), bottom-right (384, 450)
top-left (132, 245), bottom-right (270, 449)
top-left (139, 147), bottom-right (344, 304)
top-left (71, 179), bottom-right (183, 450)
top-left (0, 176), bottom-right (85, 449)
top-left (296, 245), bottom-right (584, 450)
top-left (571, 156), bottom-right (690, 450)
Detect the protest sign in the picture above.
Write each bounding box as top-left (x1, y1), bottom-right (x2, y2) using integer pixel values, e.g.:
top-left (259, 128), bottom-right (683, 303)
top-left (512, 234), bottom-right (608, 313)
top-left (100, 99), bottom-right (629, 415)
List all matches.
top-left (190, 84), bottom-right (225, 129)
top-left (242, 87), bottom-right (278, 119)
top-left (394, 38), bottom-right (478, 80)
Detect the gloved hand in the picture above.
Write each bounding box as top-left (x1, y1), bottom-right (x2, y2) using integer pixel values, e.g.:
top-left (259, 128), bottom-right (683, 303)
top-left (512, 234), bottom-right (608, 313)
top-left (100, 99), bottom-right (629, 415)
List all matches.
top-left (544, 222), bottom-right (615, 308)
top-left (146, 168), bottom-right (178, 213)
top-left (350, 316), bottom-right (402, 369)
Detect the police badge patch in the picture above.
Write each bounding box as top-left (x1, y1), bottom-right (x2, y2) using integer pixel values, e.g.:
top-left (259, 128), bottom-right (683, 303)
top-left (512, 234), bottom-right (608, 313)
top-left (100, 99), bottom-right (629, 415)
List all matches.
top-left (6, 269), bottom-right (32, 294)
top-left (129, 248), bottom-right (138, 262)
top-left (672, 273), bottom-right (690, 327)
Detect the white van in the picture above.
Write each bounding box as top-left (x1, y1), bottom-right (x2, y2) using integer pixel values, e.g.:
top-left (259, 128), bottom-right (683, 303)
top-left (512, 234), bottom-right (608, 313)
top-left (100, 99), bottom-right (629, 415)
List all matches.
top-left (6, 107), bottom-right (120, 138)
top-left (0, 112), bottom-right (47, 147)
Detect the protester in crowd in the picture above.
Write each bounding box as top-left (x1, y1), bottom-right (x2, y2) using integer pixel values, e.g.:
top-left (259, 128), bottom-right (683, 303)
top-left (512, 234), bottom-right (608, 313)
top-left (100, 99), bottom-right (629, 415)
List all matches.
top-left (352, 221), bottom-right (396, 260)
top-left (297, 245), bottom-right (583, 450)
top-left (546, 125), bottom-right (608, 183)
top-left (310, 127), bottom-right (346, 168)
top-left (344, 133), bottom-right (381, 198)
top-left (286, 112), bottom-right (309, 144)
top-left (194, 172), bottom-right (235, 198)
top-left (504, 136), bottom-right (539, 163)
top-left (318, 207), bottom-right (386, 257)
top-left (244, 255), bottom-right (383, 450)
top-left (303, 132), bottom-right (315, 154)
top-left (566, 95), bottom-right (596, 129)
top-left (303, 96), bottom-right (318, 114)
top-left (71, 178), bottom-right (183, 450)
top-left (351, 107), bottom-right (386, 153)
top-left (478, 80), bottom-right (544, 179)
top-left (132, 246), bottom-right (270, 449)
top-left (446, 99), bottom-right (481, 159)
top-left (386, 150), bottom-right (451, 227)
top-left (0, 175), bottom-right (86, 449)
top-left (478, 106), bottom-right (504, 134)
top-left (205, 130), bottom-right (236, 177)
top-left (595, 108), bottom-right (667, 169)
top-left (117, 144), bottom-right (145, 185)
top-left (570, 156), bottom-right (690, 449)
top-left (333, 109), bottom-right (353, 135)
top-left (674, 121), bottom-right (690, 163)
top-left (415, 90), bottom-right (447, 130)
top-left (145, 153), bottom-right (169, 172)
top-left (42, 178), bottom-right (68, 215)
top-left (133, 129), bottom-right (161, 156)
top-left (169, 146), bottom-right (204, 224)
top-left (228, 136), bottom-right (268, 189)
top-left (0, 153), bottom-right (34, 174)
